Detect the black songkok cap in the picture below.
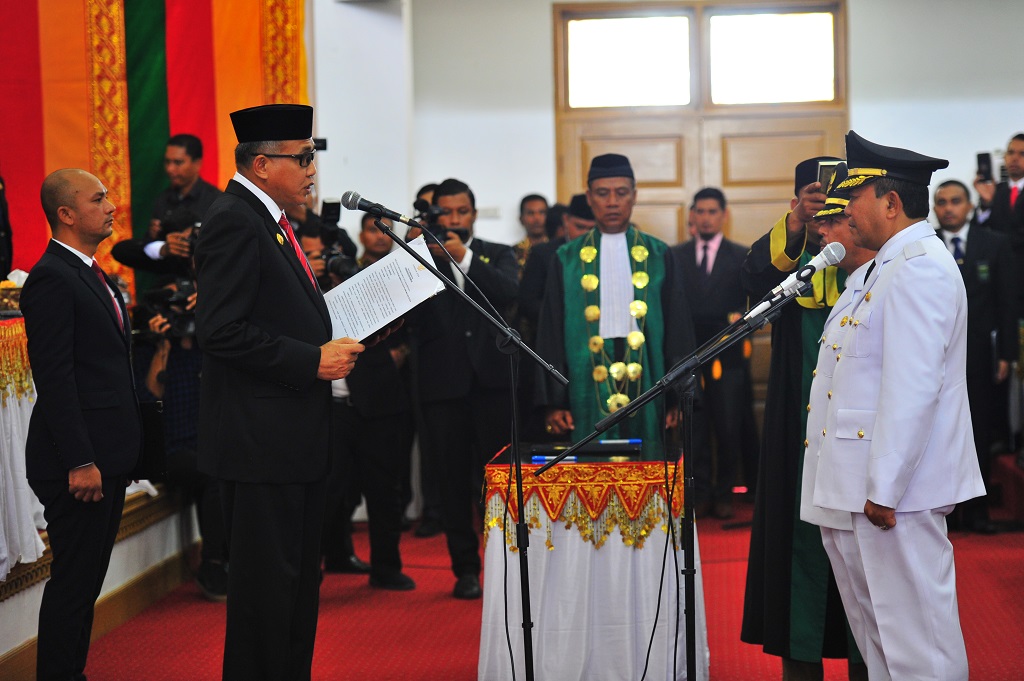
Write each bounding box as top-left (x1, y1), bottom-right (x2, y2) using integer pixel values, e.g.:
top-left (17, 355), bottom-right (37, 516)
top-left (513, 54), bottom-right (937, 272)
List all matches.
top-left (839, 130), bottom-right (948, 189)
top-left (814, 163), bottom-right (852, 219)
top-left (587, 153), bottom-right (634, 183)
top-left (230, 104), bottom-right (314, 143)
top-left (793, 156), bottom-right (842, 196)
top-left (568, 193), bottom-right (595, 221)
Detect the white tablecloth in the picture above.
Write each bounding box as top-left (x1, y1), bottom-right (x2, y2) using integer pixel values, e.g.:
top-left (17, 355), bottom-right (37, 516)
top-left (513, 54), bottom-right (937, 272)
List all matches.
top-left (478, 463), bottom-right (709, 681)
top-left (0, 318), bottom-right (45, 581)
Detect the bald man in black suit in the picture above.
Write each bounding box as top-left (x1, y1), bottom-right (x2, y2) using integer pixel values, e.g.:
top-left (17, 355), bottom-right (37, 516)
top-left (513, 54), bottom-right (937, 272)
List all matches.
top-left (22, 168), bottom-right (142, 681)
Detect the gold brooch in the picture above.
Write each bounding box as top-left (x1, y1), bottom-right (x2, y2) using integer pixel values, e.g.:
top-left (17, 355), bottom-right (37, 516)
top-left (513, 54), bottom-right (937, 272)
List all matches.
top-left (627, 330), bottom-right (645, 350)
top-left (592, 365), bottom-right (609, 383)
top-left (607, 393), bottom-right (630, 412)
top-left (609, 362), bottom-right (627, 381)
top-left (584, 305), bottom-right (601, 322)
top-left (581, 274), bottom-right (599, 292)
top-left (626, 362), bottom-right (643, 381)
top-left (630, 245), bottom-right (649, 263)
top-left (276, 234), bottom-right (285, 245)
top-left (580, 246), bottom-right (598, 263)
top-left (588, 335), bottom-right (604, 353)
top-left (629, 300), bottom-right (648, 319)
top-left (631, 271), bottom-right (650, 289)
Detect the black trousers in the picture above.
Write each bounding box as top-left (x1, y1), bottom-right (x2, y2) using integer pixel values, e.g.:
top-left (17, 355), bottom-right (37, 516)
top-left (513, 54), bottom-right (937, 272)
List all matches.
top-left (166, 447), bottom-right (227, 563)
top-left (692, 361), bottom-right (754, 502)
top-left (219, 479), bottom-right (326, 681)
top-left (322, 399), bottom-right (411, 576)
top-left (30, 476), bottom-right (126, 681)
top-left (419, 386), bottom-right (511, 578)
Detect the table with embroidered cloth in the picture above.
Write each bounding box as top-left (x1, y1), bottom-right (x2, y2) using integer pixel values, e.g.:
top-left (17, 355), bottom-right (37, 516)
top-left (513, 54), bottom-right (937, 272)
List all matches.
top-left (478, 461), bottom-right (709, 680)
top-left (0, 318), bottom-right (45, 582)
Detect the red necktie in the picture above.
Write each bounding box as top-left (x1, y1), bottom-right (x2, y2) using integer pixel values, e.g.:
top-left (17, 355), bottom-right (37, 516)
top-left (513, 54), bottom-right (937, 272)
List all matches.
top-left (91, 260), bottom-right (124, 332)
top-left (279, 215), bottom-right (317, 290)
top-left (1011, 185), bottom-right (1020, 207)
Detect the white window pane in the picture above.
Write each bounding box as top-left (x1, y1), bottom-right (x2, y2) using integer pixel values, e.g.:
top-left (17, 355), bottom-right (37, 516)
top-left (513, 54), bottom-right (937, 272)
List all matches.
top-left (568, 17), bottom-right (690, 108)
top-left (710, 13), bottom-right (835, 105)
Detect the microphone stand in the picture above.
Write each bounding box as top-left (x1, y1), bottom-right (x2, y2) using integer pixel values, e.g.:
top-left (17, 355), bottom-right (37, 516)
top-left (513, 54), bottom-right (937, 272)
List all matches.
top-left (370, 213), bottom-right (566, 681)
top-left (534, 283), bottom-right (807, 681)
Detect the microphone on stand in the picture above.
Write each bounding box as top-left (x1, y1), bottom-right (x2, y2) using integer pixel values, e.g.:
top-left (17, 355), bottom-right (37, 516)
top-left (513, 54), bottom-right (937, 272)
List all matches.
top-left (744, 242), bottom-right (846, 321)
top-left (341, 191), bottom-right (422, 229)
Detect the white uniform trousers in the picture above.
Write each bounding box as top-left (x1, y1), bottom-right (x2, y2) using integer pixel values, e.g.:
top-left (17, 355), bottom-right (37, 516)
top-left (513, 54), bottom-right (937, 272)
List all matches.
top-left (820, 506), bottom-right (968, 681)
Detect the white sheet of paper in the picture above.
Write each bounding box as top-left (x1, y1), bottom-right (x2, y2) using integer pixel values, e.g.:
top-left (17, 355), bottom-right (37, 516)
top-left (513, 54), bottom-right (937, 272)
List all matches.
top-left (324, 236), bottom-right (444, 341)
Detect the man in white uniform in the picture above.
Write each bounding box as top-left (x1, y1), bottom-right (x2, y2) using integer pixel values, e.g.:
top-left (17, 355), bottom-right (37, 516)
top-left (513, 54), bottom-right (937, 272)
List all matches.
top-left (806, 132), bottom-right (986, 681)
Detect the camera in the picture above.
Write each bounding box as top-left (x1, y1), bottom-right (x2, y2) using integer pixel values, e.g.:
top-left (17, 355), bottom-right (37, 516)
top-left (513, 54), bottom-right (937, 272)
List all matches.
top-left (412, 198), bottom-right (449, 242)
top-left (141, 278), bottom-right (197, 338)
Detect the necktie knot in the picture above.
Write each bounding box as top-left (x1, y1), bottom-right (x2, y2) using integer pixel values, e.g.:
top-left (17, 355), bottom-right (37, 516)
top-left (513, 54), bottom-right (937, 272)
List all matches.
top-left (951, 236), bottom-right (965, 262)
top-left (91, 260), bottom-right (124, 332)
top-left (279, 214), bottom-right (317, 290)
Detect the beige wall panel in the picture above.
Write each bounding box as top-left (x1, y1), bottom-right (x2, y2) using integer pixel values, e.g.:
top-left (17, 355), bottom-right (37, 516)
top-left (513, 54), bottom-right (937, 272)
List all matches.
top-left (722, 201), bottom-right (788, 248)
top-left (632, 203), bottom-right (686, 246)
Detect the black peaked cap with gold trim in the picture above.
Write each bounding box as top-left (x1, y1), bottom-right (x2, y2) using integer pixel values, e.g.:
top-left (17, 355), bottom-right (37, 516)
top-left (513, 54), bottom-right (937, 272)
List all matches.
top-left (814, 162), bottom-right (851, 219)
top-left (838, 130), bottom-right (948, 190)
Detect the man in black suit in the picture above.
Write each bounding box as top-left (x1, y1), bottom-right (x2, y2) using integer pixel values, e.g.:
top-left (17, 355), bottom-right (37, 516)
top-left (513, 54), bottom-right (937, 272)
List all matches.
top-left (935, 179), bottom-right (1018, 532)
top-left (22, 168), bottom-right (142, 681)
top-left (405, 178), bottom-right (519, 600)
top-left (671, 186), bottom-right (757, 519)
top-left (194, 104), bottom-right (365, 680)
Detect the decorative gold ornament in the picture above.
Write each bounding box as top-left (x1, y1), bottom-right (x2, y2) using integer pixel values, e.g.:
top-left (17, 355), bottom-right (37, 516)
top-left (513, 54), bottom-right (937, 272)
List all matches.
top-left (627, 331), bottom-right (645, 350)
top-left (588, 335), bottom-right (605, 353)
top-left (626, 362), bottom-right (643, 381)
top-left (609, 362), bottom-right (627, 381)
top-left (592, 365), bottom-right (609, 383)
top-left (580, 246), bottom-right (598, 263)
top-left (584, 305), bottom-right (601, 322)
top-left (607, 393), bottom-right (630, 411)
top-left (629, 300), bottom-right (648, 319)
top-left (581, 274), bottom-right (599, 292)
top-left (631, 271), bottom-right (650, 289)
top-left (276, 234), bottom-right (285, 245)
top-left (630, 245), bottom-right (649, 263)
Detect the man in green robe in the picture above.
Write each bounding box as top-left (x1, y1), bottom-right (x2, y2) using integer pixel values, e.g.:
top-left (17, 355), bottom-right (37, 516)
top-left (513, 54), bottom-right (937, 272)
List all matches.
top-left (535, 153), bottom-right (695, 460)
top-left (740, 158), bottom-right (869, 680)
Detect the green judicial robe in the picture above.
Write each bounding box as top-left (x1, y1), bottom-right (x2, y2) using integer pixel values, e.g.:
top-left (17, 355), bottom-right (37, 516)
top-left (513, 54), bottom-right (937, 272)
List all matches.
top-left (534, 226), bottom-right (696, 460)
top-left (739, 215), bottom-right (861, 663)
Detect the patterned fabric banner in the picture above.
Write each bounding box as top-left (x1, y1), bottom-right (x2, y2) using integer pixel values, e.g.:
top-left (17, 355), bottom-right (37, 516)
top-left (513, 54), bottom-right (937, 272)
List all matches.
top-left (0, 0), bottom-right (309, 282)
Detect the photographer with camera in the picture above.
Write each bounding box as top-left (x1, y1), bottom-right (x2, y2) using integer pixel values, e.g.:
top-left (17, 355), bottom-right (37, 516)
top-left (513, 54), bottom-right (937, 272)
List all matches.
top-left (111, 134), bottom-right (221, 278)
top-left (303, 214), bottom-right (416, 589)
top-left (138, 279), bottom-right (229, 601)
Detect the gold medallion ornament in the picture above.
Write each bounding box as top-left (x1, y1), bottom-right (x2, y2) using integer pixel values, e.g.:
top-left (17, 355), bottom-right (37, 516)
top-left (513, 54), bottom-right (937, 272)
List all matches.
top-left (609, 362), bottom-right (627, 381)
top-left (626, 362), bottom-right (643, 381)
top-left (277, 234), bottom-right (285, 245)
top-left (607, 393), bottom-right (631, 412)
top-left (579, 228), bottom-right (652, 415)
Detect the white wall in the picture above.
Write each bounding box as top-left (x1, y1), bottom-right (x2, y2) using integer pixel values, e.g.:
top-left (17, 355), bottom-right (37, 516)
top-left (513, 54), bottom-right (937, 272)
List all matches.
top-left (310, 0), bottom-right (413, 241)
top-left (314, 0), bottom-right (1024, 241)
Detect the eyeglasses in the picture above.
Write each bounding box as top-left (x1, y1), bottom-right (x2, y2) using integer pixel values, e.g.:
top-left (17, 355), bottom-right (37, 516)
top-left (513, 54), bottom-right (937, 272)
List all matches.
top-left (263, 150), bottom-right (316, 168)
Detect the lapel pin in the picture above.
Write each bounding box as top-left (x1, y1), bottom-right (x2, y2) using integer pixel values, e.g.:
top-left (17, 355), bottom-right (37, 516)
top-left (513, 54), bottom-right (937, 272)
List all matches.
top-left (276, 234), bottom-right (285, 245)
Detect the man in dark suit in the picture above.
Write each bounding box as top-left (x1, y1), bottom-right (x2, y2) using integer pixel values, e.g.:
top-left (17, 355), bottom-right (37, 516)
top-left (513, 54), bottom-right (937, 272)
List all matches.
top-left (194, 104), bottom-right (365, 680)
top-left (671, 186), bottom-right (757, 519)
top-left (22, 168), bottom-right (142, 681)
top-left (405, 178), bottom-right (519, 600)
top-left (973, 133), bottom-right (1024, 318)
top-left (935, 179), bottom-right (1018, 532)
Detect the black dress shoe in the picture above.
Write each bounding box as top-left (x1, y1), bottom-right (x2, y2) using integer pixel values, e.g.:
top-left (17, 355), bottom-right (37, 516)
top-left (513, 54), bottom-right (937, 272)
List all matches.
top-left (369, 572), bottom-right (416, 591)
top-left (453, 575), bottom-right (482, 600)
top-left (196, 561), bottom-right (228, 602)
top-left (324, 555), bottom-right (372, 574)
top-left (414, 518), bottom-right (443, 538)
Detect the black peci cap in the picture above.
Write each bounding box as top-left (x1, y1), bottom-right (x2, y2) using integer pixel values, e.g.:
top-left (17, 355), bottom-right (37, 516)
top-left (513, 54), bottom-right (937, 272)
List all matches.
top-left (838, 131), bottom-right (948, 189)
top-left (230, 104), bottom-right (314, 143)
top-left (568, 193), bottom-right (595, 221)
top-left (587, 153), bottom-right (634, 183)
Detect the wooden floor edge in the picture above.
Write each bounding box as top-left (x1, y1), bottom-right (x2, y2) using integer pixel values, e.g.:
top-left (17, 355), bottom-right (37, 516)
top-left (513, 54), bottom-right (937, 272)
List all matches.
top-left (0, 548), bottom-right (192, 681)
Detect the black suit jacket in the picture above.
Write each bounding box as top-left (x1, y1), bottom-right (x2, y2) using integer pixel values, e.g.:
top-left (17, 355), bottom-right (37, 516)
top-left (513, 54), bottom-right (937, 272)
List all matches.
top-left (517, 237), bottom-right (565, 332)
top-left (973, 182), bottom-right (1024, 244)
top-left (21, 241), bottom-right (141, 480)
top-left (672, 236), bottom-right (750, 365)
top-left (408, 237), bottom-right (519, 403)
top-left (942, 226), bottom-right (1019, 382)
top-left (194, 180), bottom-right (332, 483)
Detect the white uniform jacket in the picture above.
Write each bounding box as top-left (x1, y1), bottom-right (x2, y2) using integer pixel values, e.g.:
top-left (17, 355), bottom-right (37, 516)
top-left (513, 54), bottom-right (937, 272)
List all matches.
top-left (800, 260), bottom-right (871, 530)
top-left (811, 221), bottom-right (985, 514)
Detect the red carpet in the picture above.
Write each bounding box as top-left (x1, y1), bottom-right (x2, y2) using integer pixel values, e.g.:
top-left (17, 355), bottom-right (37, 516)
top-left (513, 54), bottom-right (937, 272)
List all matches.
top-left (85, 508), bottom-right (1024, 680)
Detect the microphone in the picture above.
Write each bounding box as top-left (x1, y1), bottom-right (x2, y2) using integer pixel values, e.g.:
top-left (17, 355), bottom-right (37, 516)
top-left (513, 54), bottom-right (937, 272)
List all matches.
top-left (769, 241), bottom-right (845, 298)
top-left (744, 242), bottom-right (845, 321)
top-left (341, 191), bottom-right (421, 228)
